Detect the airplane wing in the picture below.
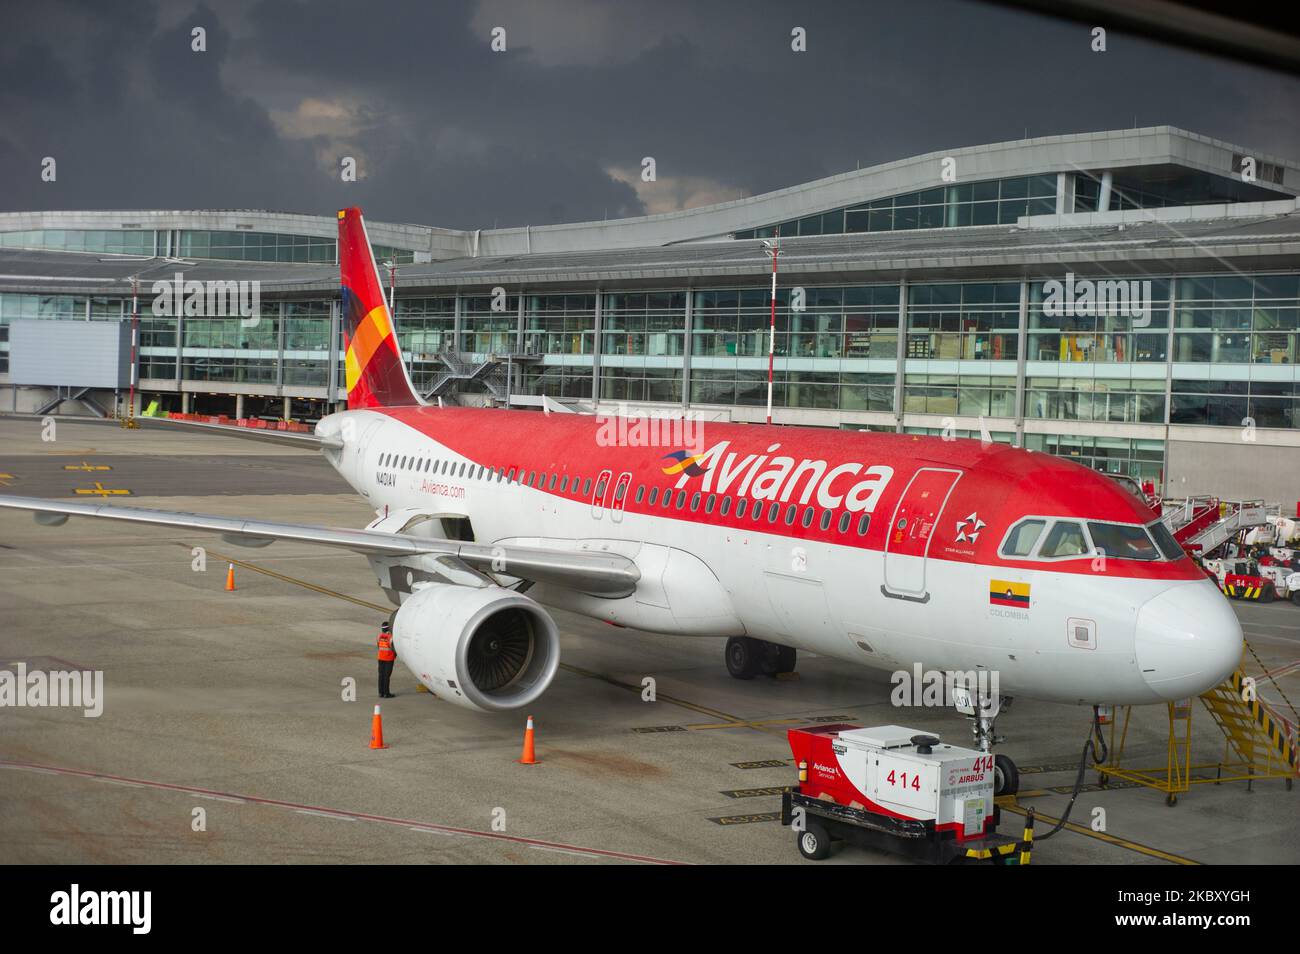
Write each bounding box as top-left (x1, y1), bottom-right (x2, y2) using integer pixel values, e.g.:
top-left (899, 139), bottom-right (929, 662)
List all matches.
top-left (0, 495), bottom-right (639, 598)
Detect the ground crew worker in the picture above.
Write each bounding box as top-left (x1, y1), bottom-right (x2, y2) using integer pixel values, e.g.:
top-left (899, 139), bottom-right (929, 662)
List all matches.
top-left (377, 620), bottom-right (396, 698)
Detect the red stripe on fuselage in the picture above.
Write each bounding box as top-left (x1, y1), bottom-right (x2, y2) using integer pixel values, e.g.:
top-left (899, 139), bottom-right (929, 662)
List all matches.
top-left (374, 405), bottom-right (1201, 582)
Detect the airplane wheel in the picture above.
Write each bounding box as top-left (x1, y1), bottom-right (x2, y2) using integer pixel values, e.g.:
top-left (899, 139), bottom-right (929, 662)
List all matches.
top-left (994, 754), bottom-right (1020, 796)
top-left (796, 820), bottom-right (831, 860)
top-left (773, 644), bottom-right (797, 674)
top-left (725, 637), bottom-right (760, 680)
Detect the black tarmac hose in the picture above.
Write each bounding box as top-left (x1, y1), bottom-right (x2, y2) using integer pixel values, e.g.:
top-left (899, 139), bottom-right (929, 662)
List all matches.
top-left (1036, 705), bottom-right (1108, 840)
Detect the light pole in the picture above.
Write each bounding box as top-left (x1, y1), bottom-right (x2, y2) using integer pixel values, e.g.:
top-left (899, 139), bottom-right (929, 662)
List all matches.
top-left (760, 234), bottom-right (781, 425)
top-left (123, 276), bottom-right (140, 428)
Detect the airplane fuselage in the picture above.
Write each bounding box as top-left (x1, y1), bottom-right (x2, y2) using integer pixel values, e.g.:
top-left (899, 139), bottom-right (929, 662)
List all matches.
top-left (318, 404), bottom-right (1243, 708)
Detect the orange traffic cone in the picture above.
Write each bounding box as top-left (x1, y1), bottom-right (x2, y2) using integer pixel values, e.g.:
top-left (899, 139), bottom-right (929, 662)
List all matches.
top-left (224, 563), bottom-right (236, 591)
top-left (369, 704), bottom-right (388, 749)
top-left (517, 715), bottom-right (537, 764)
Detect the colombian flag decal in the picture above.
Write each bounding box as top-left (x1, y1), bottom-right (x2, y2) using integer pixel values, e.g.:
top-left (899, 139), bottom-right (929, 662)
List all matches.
top-left (661, 450), bottom-right (708, 477)
top-left (990, 579), bottom-right (1030, 608)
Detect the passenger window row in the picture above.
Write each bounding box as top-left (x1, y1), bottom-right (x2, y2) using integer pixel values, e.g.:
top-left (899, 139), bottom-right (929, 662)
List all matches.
top-left (634, 482), bottom-right (870, 536)
top-left (376, 450), bottom-right (870, 537)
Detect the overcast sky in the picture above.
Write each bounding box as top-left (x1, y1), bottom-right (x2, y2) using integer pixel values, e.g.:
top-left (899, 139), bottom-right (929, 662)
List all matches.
top-left (1, 0), bottom-right (1297, 229)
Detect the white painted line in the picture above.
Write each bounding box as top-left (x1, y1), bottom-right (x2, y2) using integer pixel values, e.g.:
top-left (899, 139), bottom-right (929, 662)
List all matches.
top-left (528, 844), bottom-right (601, 860)
top-left (1, 766), bottom-right (63, 777)
top-left (294, 809), bottom-right (356, 821)
top-left (408, 826), bottom-right (460, 837)
top-left (193, 793), bottom-right (247, 805)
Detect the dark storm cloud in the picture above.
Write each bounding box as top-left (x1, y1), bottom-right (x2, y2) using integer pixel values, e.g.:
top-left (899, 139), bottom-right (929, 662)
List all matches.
top-left (0, 0), bottom-right (1296, 228)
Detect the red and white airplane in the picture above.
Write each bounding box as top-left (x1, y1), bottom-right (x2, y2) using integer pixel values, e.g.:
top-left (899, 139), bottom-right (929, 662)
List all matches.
top-left (0, 207), bottom-right (1242, 793)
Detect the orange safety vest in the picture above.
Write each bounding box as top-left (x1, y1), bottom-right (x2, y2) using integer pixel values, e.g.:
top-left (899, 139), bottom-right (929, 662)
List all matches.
top-left (377, 633), bottom-right (396, 662)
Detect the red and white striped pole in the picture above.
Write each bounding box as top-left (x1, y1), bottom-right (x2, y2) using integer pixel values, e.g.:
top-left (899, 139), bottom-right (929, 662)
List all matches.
top-left (127, 276), bottom-right (139, 425)
top-left (765, 231), bottom-right (780, 426)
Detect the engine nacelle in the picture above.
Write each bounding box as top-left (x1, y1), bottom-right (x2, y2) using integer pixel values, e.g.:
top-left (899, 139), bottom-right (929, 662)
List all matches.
top-left (392, 583), bottom-right (560, 712)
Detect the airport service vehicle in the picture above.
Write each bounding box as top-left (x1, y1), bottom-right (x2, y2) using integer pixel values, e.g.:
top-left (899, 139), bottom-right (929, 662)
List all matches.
top-left (1212, 558), bottom-right (1300, 604)
top-left (780, 723), bottom-right (1033, 864)
top-left (0, 208), bottom-right (1245, 795)
top-left (1219, 561), bottom-right (1276, 602)
top-left (1229, 561), bottom-right (1300, 605)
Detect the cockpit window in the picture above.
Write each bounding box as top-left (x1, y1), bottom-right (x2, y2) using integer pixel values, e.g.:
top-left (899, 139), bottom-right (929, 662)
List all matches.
top-left (1001, 519), bottom-right (1046, 557)
top-left (1149, 521), bottom-right (1185, 561)
top-left (1003, 515), bottom-right (1183, 563)
top-left (1039, 521), bottom-right (1088, 558)
top-left (1087, 522), bottom-right (1160, 561)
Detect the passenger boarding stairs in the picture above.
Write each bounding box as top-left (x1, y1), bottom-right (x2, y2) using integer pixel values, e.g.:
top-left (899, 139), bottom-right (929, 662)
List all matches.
top-left (1162, 497), bottom-right (1275, 555)
top-left (421, 351), bottom-right (540, 403)
top-left (1199, 665), bottom-right (1297, 782)
top-left (1098, 648), bottom-right (1297, 802)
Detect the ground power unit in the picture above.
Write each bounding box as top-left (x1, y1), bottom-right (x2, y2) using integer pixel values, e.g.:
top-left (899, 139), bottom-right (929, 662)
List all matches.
top-left (780, 723), bottom-right (1034, 864)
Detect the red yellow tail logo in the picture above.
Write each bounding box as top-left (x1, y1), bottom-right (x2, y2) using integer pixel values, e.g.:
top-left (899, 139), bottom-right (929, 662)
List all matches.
top-left (337, 208), bottom-right (421, 409)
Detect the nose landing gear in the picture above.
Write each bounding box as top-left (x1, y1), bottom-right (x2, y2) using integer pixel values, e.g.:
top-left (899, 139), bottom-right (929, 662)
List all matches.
top-left (955, 685), bottom-right (1019, 796)
top-left (725, 636), bottom-right (796, 680)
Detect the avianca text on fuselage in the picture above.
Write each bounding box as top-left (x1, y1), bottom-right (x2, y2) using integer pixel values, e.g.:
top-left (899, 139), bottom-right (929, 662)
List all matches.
top-left (671, 439), bottom-right (894, 513)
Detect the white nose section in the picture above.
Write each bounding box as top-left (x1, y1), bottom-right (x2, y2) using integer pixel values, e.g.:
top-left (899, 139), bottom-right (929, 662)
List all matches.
top-left (1135, 581), bottom-right (1242, 700)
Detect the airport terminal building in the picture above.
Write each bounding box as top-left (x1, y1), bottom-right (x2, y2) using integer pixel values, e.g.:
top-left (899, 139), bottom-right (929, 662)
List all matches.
top-left (2, 126), bottom-right (1299, 499)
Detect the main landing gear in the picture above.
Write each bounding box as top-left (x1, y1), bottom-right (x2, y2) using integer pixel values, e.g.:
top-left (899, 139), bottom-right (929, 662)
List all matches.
top-left (725, 636), bottom-right (796, 680)
top-left (954, 685), bottom-right (1019, 797)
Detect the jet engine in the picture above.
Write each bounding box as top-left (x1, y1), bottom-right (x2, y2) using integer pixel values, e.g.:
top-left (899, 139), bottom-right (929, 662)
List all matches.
top-left (391, 583), bottom-right (560, 712)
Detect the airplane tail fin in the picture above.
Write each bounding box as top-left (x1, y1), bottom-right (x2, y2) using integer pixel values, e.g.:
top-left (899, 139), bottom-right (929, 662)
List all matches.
top-left (337, 207), bottom-right (423, 410)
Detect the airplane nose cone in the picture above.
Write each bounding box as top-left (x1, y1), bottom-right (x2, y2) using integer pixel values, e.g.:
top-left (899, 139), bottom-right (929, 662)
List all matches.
top-left (1135, 581), bottom-right (1242, 700)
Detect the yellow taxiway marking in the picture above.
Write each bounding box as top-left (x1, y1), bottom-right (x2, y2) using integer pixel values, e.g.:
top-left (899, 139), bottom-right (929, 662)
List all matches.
top-left (73, 482), bottom-right (131, 498)
top-left (0, 473), bottom-right (14, 486)
top-left (63, 462), bottom-right (111, 472)
top-left (998, 800), bottom-right (1201, 865)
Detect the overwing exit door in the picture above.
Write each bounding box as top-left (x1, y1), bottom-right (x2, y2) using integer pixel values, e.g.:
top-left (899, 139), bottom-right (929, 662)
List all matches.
top-left (881, 467), bottom-right (962, 602)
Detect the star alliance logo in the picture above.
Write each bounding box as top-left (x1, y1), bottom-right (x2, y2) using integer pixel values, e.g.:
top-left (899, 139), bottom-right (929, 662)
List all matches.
top-left (955, 511), bottom-right (986, 544)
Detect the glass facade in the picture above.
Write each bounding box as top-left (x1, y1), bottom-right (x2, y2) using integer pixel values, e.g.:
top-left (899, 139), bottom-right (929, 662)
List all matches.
top-left (372, 244), bottom-right (418, 266)
top-left (905, 425), bottom-right (1016, 444)
top-left (908, 282), bottom-right (1020, 361)
top-left (0, 228), bottom-right (419, 265)
top-left (178, 230), bottom-right (335, 264)
top-left (600, 291), bottom-right (686, 403)
top-left (181, 301), bottom-right (280, 384)
top-left (393, 297), bottom-right (455, 392)
top-left (524, 363), bottom-right (597, 399)
top-left (282, 300), bottom-right (332, 387)
top-left (735, 175), bottom-right (1059, 239)
top-left (4, 269), bottom-right (1300, 481)
top-left (525, 294), bottom-right (596, 356)
top-left (461, 293), bottom-right (519, 355)
top-left (0, 229), bottom-right (156, 255)
top-left (689, 284), bottom-right (899, 409)
top-left (1172, 274), bottom-right (1300, 364)
top-left (1023, 433), bottom-right (1166, 482)
top-left (733, 169), bottom-right (1266, 240)
top-left (521, 289), bottom-right (599, 398)
top-left (1027, 278), bottom-right (1170, 364)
